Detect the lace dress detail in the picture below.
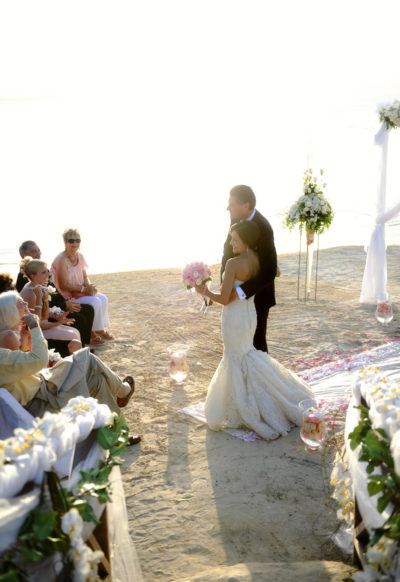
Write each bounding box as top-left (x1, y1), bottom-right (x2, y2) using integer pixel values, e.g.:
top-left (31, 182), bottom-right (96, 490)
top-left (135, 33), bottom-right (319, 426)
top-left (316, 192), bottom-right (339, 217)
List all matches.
top-left (204, 281), bottom-right (313, 440)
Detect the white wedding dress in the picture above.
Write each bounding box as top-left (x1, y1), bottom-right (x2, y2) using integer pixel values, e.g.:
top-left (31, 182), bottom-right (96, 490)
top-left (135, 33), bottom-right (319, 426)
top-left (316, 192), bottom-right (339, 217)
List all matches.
top-left (205, 281), bottom-right (314, 440)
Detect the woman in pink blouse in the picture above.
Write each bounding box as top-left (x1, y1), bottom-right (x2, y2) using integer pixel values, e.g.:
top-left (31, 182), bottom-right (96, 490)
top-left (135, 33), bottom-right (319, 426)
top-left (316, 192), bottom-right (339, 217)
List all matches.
top-left (51, 228), bottom-right (113, 346)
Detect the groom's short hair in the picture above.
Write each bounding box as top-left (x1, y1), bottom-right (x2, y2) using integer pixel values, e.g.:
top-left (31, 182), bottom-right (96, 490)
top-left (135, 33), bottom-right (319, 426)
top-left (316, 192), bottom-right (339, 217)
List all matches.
top-left (230, 185), bottom-right (256, 210)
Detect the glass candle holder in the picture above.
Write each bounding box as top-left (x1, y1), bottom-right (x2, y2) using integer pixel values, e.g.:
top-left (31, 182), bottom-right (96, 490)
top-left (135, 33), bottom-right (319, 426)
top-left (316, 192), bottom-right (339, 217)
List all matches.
top-left (167, 344), bottom-right (189, 383)
top-left (375, 299), bottom-right (393, 325)
top-left (299, 398), bottom-right (327, 451)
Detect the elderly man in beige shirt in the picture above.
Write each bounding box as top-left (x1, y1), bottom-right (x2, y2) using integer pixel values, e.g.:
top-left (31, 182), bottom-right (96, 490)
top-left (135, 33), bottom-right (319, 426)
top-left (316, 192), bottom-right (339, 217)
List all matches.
top-left (0, 310), bottom-right (140, 443)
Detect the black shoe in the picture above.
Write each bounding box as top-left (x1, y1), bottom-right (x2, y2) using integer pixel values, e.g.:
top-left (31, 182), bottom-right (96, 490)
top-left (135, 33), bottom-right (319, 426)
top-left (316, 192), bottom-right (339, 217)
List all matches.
top-left (127, 435), bottom-right (141, 446)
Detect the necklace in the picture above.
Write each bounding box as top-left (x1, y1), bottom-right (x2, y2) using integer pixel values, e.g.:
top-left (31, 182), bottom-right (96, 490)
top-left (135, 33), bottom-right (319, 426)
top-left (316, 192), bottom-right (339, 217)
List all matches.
top-left (65, 253), bottom-right (78, 267)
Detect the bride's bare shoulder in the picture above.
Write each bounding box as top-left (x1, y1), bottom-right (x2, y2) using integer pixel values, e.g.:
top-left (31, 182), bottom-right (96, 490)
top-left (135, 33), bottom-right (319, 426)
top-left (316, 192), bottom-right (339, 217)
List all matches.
top-left (225, 255), bottom-right (245, 273)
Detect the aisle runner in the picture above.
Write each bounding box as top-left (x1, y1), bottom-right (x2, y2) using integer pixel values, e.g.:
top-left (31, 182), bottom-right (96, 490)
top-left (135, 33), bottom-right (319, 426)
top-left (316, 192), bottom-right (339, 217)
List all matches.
top-left (178, 342), bottom-right (400, 442)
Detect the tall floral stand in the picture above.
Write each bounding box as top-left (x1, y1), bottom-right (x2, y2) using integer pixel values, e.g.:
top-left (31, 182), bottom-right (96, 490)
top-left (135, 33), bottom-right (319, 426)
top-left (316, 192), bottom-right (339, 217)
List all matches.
top-left (297, 227), bottom-right (320, 302)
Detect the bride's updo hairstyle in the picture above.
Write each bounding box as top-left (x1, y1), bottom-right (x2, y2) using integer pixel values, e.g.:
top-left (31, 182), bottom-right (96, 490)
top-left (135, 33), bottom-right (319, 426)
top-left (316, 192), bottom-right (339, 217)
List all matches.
top-left (20, 257), bottom-right (47, 280)
top-left (231, 221), bottom-right (260, 251)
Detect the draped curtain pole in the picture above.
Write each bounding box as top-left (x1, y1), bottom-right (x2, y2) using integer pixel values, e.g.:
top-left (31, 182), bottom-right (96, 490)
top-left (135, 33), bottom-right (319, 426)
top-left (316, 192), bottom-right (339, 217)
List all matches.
top-left (360, 116), bottom-right (400, 304)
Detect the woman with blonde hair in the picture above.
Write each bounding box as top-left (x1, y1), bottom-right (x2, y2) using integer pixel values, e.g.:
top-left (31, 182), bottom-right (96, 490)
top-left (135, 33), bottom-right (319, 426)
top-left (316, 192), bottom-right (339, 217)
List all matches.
top-left (20, 257), bottom-right (82, 355)
top-left (51, 228), bottom-right (113, 345)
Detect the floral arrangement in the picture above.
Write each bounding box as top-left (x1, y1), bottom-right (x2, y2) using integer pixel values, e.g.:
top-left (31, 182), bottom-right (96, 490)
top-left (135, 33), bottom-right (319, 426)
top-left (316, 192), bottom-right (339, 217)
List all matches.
top-left (329, 367), bottom-right (400, 581)
top-left (49, 305), bottom-right (63, 316)
top-left (284, 169), bottom-right (334, 235)
top-left (182, 262), bottom-right (212, 290)
top-left (0, 397), bottom-right (130, 581)
top-left (379, 100), bottom-right (400, 130)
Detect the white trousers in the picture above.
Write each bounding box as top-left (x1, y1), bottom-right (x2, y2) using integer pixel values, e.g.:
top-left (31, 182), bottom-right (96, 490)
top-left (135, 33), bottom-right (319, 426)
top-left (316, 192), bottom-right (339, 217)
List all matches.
top-left (73, 293), bottom-right (110, 331)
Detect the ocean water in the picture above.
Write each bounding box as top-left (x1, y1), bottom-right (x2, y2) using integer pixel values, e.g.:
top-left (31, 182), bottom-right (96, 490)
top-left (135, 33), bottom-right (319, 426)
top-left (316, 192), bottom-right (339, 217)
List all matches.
top-left (2, 1), bottom-right (400, 276)
top-left (2, 209), bottom-right (400, 278)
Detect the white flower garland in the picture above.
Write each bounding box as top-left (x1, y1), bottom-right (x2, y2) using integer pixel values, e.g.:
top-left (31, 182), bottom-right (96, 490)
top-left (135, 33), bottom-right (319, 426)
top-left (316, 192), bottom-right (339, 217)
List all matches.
top-left (61, 508), bottom-right (103, 582)
top-left (331, 368), bottom-right (400, 581)
top-left (0, 397), bottom-right (115, 498)
top-left (330, 451), bottom-right (354, 527)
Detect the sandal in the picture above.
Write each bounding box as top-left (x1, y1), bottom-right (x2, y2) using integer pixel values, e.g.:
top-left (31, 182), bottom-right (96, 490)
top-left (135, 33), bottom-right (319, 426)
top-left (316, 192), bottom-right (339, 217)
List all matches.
top-left (99, 330), bottom-right (114, 340)
top-left (117, 376), bottom-right (135, 408)
top-left (90, 335), bottom-right (105, 346)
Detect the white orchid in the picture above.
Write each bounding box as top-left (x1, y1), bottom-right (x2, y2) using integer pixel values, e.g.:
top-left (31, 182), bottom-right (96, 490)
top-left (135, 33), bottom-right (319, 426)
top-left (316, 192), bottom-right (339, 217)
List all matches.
top-left (48, 348), bottom-right (62, 363)
top-left (62, 509), bottom-right (103, 581)
top-left (61, 508), bottom-right (84, 545)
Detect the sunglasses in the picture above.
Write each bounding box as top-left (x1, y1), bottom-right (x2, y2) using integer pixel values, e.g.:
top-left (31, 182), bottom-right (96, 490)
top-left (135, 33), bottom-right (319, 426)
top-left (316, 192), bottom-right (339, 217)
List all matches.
top-left (67, 238), bottom-right (81, 243)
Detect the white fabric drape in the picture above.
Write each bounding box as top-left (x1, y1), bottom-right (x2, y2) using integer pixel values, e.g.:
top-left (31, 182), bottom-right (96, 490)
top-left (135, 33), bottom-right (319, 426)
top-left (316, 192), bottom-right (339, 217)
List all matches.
top-left (360, 121), bottom-right (400, 303)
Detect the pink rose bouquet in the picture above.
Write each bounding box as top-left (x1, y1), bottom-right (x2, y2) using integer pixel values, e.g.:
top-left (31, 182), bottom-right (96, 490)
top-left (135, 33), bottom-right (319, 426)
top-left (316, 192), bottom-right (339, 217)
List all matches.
top-left (182, 262), bottom-right (213, 313)
top-left (182, 262), bottom-right (212, 290)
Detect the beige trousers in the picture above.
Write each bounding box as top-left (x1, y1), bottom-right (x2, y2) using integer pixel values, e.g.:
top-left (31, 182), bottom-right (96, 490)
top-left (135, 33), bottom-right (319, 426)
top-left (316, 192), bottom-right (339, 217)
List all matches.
top-left (25, 348), bottom-right (123, 417)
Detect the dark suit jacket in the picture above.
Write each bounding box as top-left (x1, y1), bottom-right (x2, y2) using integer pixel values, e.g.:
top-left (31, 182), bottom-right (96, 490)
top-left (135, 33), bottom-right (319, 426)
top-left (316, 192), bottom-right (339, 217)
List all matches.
top-left (221, 209), bottom-right (277, 308)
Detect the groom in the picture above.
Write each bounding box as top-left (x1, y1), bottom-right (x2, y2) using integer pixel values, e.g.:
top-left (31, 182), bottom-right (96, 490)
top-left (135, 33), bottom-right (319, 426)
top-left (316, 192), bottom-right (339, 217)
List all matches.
top-left (221, 185), bottom-right (277, 353)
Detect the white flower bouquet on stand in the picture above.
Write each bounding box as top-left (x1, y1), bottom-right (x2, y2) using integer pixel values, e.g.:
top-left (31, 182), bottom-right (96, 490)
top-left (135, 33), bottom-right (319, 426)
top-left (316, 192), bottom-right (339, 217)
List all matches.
top-left (284, 169), bottom-right (333, 237)
top-left (284, 169), bottom-right (334, 300)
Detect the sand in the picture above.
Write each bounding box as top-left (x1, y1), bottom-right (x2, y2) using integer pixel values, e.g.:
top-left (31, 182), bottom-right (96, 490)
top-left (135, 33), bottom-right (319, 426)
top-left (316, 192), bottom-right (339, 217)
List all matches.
top-left (90, 245), bottom-right (400, 582)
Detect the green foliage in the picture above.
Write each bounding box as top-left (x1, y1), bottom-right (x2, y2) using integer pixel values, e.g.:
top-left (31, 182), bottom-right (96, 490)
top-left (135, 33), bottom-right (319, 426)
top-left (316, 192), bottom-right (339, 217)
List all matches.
top-left (349, 406), bottom-right (400, 547)
top-left (0, 413), bottom-right (129, 580)
top-left (0, 570), bottom-right (23, 582)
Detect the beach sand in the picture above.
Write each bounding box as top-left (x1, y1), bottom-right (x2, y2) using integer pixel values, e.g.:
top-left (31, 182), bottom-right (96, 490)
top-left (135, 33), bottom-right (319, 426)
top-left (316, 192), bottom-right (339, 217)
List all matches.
top-left (91, 246), bottom-right (400, 582)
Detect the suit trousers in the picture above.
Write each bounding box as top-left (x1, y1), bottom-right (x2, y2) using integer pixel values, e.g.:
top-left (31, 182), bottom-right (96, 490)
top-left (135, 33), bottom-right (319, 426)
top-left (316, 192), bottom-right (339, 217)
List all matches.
top-left (253, 294), bottom-right (269, 353)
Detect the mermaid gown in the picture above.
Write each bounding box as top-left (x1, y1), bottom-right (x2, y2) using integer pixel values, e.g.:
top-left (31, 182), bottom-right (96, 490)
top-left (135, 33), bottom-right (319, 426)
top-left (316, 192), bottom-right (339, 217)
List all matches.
top-left (205, 281), bottom-right (314, 440)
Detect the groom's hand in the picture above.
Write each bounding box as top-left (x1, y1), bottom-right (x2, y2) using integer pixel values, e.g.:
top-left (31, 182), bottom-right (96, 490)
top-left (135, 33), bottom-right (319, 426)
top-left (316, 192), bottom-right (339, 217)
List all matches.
top-left (227, 289), bottom-right (238, 303)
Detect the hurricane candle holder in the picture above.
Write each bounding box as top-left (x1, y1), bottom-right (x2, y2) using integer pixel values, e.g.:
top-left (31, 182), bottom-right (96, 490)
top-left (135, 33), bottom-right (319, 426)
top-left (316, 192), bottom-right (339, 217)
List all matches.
top-left (375, 299), bottom-right (393, 325)
top-left (299, 399), bottom-right (327, 451)
top-left (167, 344), bottom-right (189, 383)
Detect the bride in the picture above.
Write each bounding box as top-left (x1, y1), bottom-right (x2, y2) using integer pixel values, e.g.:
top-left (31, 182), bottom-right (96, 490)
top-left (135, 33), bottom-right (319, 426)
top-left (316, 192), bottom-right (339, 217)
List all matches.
top-left (196, 220), bottom-right (313, 440)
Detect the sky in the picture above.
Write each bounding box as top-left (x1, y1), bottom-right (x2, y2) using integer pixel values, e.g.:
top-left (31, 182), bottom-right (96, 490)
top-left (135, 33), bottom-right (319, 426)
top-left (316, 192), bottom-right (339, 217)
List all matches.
top-left (1, 0), bottom-right (400, 274)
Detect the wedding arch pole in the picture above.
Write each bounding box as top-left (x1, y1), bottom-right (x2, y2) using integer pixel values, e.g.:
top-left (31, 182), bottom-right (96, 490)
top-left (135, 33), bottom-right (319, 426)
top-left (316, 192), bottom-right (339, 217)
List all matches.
top-left (360, 114), bottom-right (400, 304)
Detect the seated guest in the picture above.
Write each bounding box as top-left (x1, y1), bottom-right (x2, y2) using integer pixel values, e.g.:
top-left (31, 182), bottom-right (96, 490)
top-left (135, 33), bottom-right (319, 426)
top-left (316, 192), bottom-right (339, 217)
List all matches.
top-left (51, 228), bottom-right (113, 345)
top-left (16, 240), bottom-right (41, 291)
top-left (20, 257), bottom-right (82, 355)
top-left (0, 273), bottom-right (14, 294)
top-left (0, 292), bottom-right (28, 350)
top-left (0, 291), bottom-right (140, 445)
top-left (17, 240), bottom-right (95, 349)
